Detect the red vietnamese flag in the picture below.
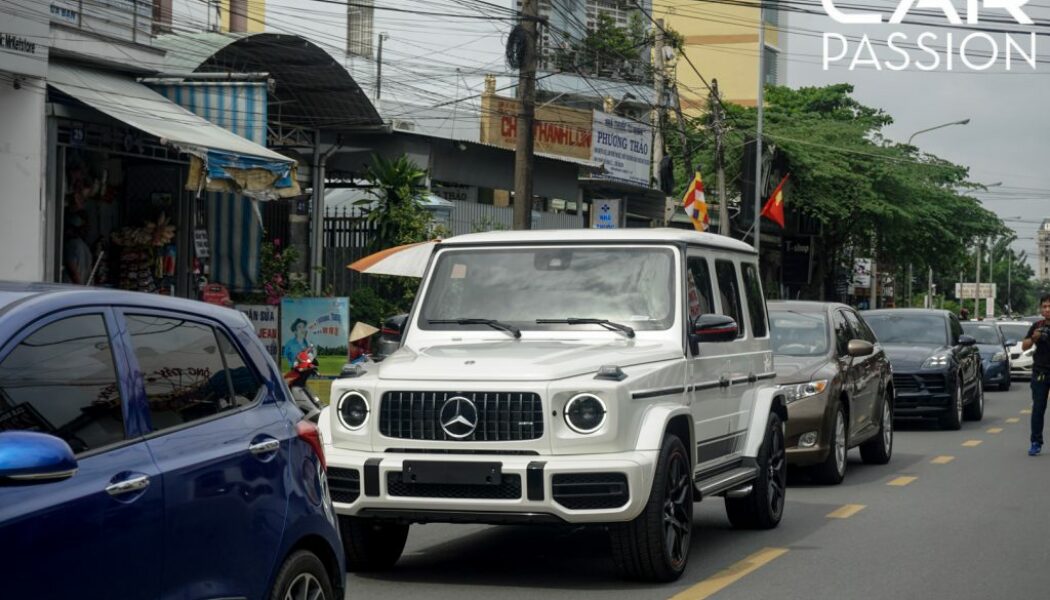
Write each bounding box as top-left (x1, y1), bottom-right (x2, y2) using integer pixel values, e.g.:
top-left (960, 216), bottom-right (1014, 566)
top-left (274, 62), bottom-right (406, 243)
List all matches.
top-left (760, 173), bottom-right (789, 229)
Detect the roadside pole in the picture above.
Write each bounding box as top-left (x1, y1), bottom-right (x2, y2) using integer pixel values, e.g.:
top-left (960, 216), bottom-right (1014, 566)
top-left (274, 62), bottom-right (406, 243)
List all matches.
top-left (753, 15), bottom-right (765, 253)
top-left (513, 0), bottom-right (539, 230)
top-left (975, 240), bottom-right (982, 318)
top-left (713, 79), bottom-right (729, 236)
top-left (652, 19), bottom-right (666, 214)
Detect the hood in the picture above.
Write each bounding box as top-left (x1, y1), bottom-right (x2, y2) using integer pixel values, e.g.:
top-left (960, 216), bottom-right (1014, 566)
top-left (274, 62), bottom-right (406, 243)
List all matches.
top-left (881, 343), bottom-right (949, 370)
top-left (377, 339), bottom-right (680, 381)
top-left (773, 354), bottom-right (829, 384)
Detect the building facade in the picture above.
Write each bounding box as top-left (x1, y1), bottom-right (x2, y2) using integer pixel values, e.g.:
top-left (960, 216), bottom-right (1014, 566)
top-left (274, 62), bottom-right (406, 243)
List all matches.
top-left (1039, 219), bottom-right (1050, 280)
top-left (655, 0), bottom-right (786, 113)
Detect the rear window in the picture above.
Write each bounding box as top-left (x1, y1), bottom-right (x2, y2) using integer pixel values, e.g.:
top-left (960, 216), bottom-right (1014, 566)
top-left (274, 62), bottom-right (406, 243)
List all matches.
top-left (961, 323), bottom-right (1001, 345)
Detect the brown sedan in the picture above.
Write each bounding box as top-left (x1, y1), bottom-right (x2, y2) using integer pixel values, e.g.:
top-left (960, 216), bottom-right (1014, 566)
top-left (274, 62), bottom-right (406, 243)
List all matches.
top-left (769, 301), bottom-right (895, 484)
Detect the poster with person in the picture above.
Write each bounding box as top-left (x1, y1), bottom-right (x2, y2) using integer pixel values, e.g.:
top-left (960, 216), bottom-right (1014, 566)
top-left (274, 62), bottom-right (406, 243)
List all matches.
top-left (280, 297), bottom-right (350, 375)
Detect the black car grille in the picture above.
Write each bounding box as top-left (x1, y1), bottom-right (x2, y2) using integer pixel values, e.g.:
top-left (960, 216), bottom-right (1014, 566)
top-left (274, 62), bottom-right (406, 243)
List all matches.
top-left (379, 391), bottom-right (544, 441)
top-left (386, 472), bottom-right (522, 500)
top-left (327, 467), bottom-right (360, 504)
top-left (893, 373), bottom-right (948, 394)
top-left (552, 473), bottom-right (629, 510)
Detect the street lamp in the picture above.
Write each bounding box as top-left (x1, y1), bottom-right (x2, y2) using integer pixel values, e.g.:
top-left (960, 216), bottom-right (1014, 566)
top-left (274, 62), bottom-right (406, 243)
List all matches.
top-left (907, 118), bottom-right (970, 145)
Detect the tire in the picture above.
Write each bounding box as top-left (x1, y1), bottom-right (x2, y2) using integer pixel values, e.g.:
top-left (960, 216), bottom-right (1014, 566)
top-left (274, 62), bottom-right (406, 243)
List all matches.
top-left (810, 404), bottom-right (847, 485)
top-left (269, 550), bottom-right (335, 600)
top-left (860, 391), bottom-right (893, 465)
top-left (939, 377), bottom-right (963, 430)
top-left (610, 434), bottom-right (693, 582)
top-left (725, 412), bottom-right (786, 530)
top-left (964, 376), bottom-right (985, 421)
top-left (1000, 376), bottom-right (1011, 392)
top-left (339, 516), bottom-right (409, 571)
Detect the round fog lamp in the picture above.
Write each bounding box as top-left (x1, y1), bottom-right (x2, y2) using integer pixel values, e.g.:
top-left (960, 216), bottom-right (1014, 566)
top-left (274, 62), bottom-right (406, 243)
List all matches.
top-left (564, 393), bottom-right (607, 434)
top-left (337, 391), bottom-right (369, 430)
top-left (799, 431), bottom-right (818, 448)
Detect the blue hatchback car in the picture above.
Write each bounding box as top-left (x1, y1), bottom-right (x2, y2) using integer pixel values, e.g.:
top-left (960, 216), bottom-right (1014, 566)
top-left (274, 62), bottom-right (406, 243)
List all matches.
top-left (961, 320), bottom-right (1011, 391)
top-left (0, 283), bottom-right (345, 599)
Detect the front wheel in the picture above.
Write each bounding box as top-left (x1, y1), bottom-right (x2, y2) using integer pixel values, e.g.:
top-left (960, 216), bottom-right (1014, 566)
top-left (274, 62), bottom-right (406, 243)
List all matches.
top-left (809, 404), bottom-right (847, 485)
top-left (339, 516), bottom-right (409, 571)
top-left (610, 434), bottom-right (693, 582)
top-left (939, 378), bottom-right (963, 431)
top-left (268, 550), bottom-right (335, 600)
top-left (725, 412), bottom-right (786, 529)
top-left (860, 392), bottom-right (893, 465)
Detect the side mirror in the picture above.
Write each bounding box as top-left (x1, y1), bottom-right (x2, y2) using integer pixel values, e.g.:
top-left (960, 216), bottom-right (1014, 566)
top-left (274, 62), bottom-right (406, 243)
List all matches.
top-left (958, 334), bottom-right (977, 347)
top-left (382, 313), bottom-right (408, 342)
top-left (1005, 339), bottom-right (1017, 347)
top-left (847, 339), bottom-right (874, 357)
top-left (691, 314), bottom-right (739, 343)
top-left (0, 431), bottom-right (78, 484)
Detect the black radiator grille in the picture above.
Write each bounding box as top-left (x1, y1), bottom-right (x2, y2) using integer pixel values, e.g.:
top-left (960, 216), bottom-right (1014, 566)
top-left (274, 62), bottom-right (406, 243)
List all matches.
top-left (379, 391), bottom-right (544, 441)
top-left (893, 373), bottom-right (947, 394)
top-left (327, 467), bottom-right (360, 504)
top-left (386, 472), bottom-right (522, 500)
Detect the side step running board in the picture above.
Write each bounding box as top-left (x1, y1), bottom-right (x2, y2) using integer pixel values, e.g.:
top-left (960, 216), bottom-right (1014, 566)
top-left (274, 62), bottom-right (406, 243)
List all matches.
top-left (696, 466), bottom-right (759, 500)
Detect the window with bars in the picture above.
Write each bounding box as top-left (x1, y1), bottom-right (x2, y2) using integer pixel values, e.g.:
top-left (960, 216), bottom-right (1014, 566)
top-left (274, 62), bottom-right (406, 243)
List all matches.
top-left (348, 0), bottom-right (374, 58)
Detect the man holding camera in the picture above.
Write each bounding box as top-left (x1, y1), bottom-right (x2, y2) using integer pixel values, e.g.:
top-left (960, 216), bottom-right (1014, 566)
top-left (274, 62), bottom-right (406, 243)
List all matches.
top-left (1022, 294), bottom-right (1050, 456)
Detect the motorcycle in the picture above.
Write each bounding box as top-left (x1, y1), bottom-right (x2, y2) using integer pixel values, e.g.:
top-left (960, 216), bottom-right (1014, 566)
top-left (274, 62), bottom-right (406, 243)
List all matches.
top-left (284, 345), bottom-right (323, 422)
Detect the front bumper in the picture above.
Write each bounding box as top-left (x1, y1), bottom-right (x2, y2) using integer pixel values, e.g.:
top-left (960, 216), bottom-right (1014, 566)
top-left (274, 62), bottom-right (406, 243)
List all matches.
top-left (891, 371), bottom-right (953, 417)
top-left (785, 393), bottom-right (832, 467)
top-left (323, 445), bottom-right (659, 524)
top-left (1011, 356), bottom-right (1033, 379)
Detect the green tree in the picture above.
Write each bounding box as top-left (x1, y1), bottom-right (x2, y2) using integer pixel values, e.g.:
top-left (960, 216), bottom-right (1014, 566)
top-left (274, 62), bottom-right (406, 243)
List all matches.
top-left (359, 154), bottom-right (432, 252)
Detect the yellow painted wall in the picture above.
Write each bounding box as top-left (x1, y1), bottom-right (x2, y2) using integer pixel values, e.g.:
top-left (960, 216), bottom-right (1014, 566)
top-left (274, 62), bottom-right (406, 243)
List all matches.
top-left (220, 0), bottom-right (266, 32)
top-left (656, 0), bottom-right (778, 115)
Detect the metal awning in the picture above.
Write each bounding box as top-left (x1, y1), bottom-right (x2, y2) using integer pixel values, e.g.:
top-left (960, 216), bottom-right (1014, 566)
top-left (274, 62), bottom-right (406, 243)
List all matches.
top-left (48, 63), bottom-right (298, 199)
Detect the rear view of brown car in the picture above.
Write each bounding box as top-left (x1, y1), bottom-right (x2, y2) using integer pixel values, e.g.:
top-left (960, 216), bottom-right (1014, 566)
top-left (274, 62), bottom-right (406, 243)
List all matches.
top-left (769, 301), bottom-right (895, 484)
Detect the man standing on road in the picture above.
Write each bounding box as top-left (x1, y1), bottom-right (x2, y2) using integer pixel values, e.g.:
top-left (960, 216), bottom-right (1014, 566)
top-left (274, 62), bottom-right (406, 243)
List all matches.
top-left (1022, 294), bottom-right (1050, 456)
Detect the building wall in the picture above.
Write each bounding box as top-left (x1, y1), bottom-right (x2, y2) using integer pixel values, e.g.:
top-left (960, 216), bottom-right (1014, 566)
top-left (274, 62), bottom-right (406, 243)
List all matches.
top-left (656, 0), bottom-right (783, 114)
top-left (1039, 220), bottom-right (1050, 280)
top-left (0, 79), bottom-right (46, 282)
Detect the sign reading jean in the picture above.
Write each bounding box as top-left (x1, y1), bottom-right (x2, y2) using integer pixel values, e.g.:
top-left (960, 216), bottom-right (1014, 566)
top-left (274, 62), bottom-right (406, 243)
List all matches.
top-left (590, 111), bottom-right (652, 188)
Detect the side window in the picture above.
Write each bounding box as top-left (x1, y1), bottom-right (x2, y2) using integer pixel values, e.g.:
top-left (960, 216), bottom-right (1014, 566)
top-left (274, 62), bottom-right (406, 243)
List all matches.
top-left (714, 259), bottom-right (745, 337)
top-left (854, 313), bottom-right (878, 343)
top-left (832, 311), bottom-right (851, 356)
top-left (741, 263), bottom-right (768, 338)
top-left (842, 310), bottom-right (867, 343)
top-left (0, 314), bottom-right (124, 453)
top-left (217, 331), bottom-right (262, 406)
top-left (949, 316), bottom-right (963, 344)
top-left (686, 256), bottom-right (715, 320)
top-left (126, 314), bottom-right (258, 432)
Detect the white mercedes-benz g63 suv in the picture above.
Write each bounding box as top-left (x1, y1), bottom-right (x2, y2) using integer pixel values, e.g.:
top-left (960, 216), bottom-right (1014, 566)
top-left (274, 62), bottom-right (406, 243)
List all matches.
top-left (322, 229), bottom-right (787, 582)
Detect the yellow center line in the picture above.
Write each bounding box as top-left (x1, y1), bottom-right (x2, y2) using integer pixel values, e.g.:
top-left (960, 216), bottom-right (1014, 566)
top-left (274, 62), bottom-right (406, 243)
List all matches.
top-left (931, 455), bottom-right (955, 464)
top-left (827, 504), bottom-right (866, 519)
top-left (1006, 417), bottom-right (1021, 424)
top-left (1022, 409), bottom-right (1033, 415)
top-left (669, 547), bottom-right (789, 600)
top-left (962, 440), bottom-right (983, 447)
top-left (887, 476), bottom-right (918, 486)
top-left (987, 427), bottom-right (1004, 434)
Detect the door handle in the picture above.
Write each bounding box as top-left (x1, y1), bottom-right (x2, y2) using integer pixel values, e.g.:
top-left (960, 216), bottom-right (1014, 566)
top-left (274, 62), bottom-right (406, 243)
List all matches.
top-left (106, 475), bottom-right (150, 496)
top-left (719, 374), bottom-right (731, 388)
top-left (249, 438), bottom-right (281, 455)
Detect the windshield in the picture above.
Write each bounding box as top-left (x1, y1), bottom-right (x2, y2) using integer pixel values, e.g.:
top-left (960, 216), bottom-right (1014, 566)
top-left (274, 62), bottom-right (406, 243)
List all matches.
top-left (419, 246), bottom-right (676, 332)
top-left (770, 311), bottom-right (829, 356)
top-left (998, 323), bottom-right (1030, 343)
top-left (961, 323), bottom-right (1001, 345)
top-left (865, 314), bottom-right (948, 345)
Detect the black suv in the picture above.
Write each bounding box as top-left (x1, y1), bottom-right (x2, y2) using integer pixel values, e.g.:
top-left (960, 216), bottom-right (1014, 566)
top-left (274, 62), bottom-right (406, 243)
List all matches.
top-left (862, 309), bottom-right (984, 430)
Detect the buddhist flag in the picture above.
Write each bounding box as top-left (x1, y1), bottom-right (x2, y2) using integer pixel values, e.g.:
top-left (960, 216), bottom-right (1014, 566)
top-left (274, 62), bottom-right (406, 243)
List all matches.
top-left (682, 171), bottom-right (710, 232)
top-left (760, 173), bottom-right (789, 229)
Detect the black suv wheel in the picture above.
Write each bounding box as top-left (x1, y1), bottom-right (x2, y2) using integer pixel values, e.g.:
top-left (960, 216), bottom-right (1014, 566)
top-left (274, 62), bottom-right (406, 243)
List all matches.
top-left (339, 516), bottom-right (409, 571)
top-left (726, 412), bottom-right (786, 529)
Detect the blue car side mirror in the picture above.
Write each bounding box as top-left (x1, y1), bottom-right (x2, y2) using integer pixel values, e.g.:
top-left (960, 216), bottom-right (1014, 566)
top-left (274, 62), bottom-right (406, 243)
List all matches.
top-left (0, 431), bottom-right (78, 484)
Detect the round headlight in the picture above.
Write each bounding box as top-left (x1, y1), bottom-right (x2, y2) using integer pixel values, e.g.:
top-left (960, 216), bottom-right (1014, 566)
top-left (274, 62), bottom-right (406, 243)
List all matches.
top-left (564, 393), bottom-right (607, 434)
top-left (337, 391), bottom-right (369, 430)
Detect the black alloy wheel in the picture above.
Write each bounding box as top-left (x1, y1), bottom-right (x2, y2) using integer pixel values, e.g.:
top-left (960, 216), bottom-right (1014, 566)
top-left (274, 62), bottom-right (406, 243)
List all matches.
top-left (726, 412), bottom-right (786, 529)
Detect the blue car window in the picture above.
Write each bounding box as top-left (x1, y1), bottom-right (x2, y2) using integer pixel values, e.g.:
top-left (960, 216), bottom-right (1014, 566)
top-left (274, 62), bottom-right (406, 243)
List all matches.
top-left (216, 331), bottom-right (262, 406)
top-left (126, 314), bottom-right (250, 431)
top-left (0, 314), bottom-right (123, 453)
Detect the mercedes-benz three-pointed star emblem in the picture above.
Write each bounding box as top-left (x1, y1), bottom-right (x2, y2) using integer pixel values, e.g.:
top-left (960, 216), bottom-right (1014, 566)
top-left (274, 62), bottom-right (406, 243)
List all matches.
top-left (439, 396), bottom-right (479, 439)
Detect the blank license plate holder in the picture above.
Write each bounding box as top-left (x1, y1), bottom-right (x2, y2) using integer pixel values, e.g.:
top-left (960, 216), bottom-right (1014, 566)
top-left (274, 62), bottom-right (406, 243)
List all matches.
top-left (402, 461), bottom-right (502, 486)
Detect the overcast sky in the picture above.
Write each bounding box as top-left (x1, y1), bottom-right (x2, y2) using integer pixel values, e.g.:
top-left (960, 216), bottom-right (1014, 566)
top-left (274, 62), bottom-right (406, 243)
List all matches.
top-left (783, 2), bottom-right (1050, 271)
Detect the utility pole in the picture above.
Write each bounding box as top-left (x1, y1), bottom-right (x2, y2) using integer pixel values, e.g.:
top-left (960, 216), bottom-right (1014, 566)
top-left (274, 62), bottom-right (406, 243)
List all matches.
top-left (375, 33), bottom-right (388, 102)
top-left (870, 244), bottom-right (877, 310)
top-left (671, 87), bottom-right (695, 178)
top-left (513, 0), bottom-right (539, 230)
top-left (753, 10), bottom-right (766, 253)
top-left (907, 263), bottom-right (913, 307)
top-left (975, 240), bottom-right (982, 318)
top-left (712, 79), bottom-right (729, 235)
top-left (927, 266), bottom-right (934, 308)
top-left (651, 19), bottom-right (666, 195)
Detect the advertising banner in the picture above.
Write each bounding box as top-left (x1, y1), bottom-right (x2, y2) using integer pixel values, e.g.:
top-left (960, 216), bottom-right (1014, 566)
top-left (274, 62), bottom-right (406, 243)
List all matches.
top-left (280, 297), bottom-right (349, 375)
top-left (591, 199), bottom-right (622, 229)
top-left (590, 110), bottom-right (652, 188)
top-left (480, 93), bottom-right (592, 159)
top-left (235, 304), bottom-right (279, 360)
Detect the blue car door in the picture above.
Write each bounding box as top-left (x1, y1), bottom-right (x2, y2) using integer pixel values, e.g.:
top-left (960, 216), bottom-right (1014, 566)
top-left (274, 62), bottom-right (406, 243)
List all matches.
top-left (0, 309), bottom-right (163, 599)
top-left (118, 310), bottom-right (292, 600)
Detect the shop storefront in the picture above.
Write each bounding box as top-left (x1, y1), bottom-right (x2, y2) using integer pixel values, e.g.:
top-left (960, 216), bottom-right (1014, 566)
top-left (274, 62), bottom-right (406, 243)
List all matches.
top-left (44, 63), bottom-right (298, 298)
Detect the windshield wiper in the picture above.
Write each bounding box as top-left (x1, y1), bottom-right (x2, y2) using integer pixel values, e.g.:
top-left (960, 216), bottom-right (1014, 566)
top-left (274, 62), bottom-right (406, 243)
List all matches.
top-left (536, 318), bottom-right (636, 338)
top-left (428, 318), bottom-right (521, 339)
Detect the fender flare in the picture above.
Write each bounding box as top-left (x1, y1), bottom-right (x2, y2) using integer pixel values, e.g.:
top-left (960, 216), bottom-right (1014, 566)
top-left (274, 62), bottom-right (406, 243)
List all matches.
top-left (635, 403), bottom-right (695, 453)
top-left (742, 386), bottom-right (788, 458)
